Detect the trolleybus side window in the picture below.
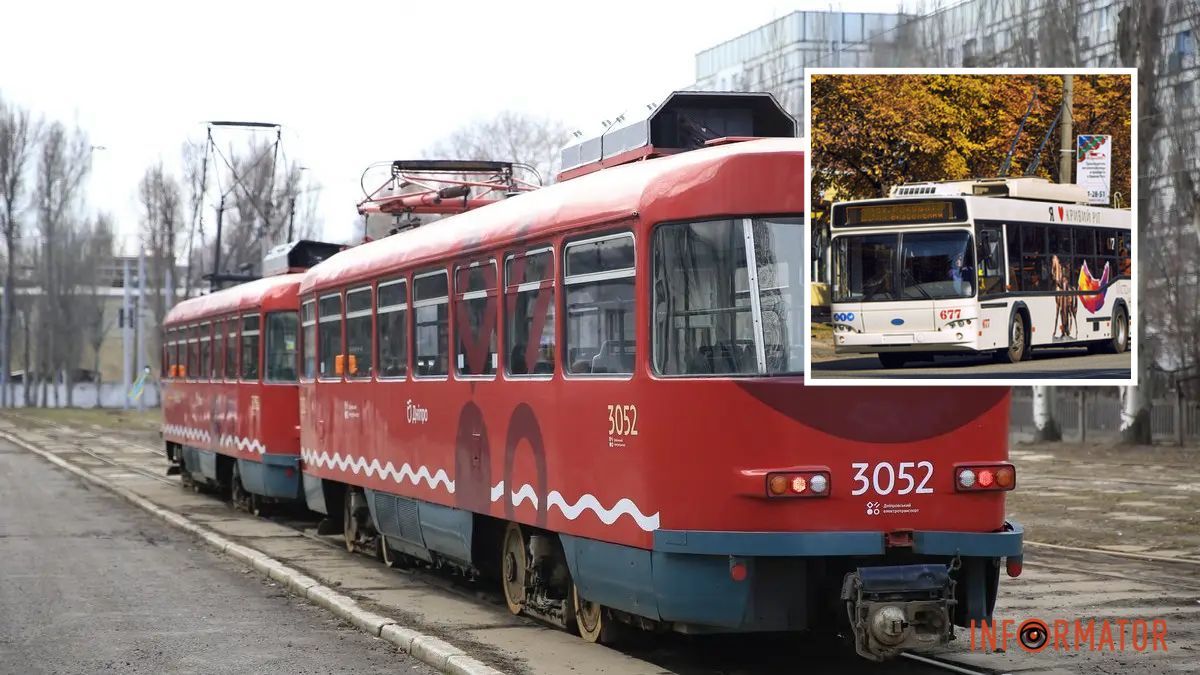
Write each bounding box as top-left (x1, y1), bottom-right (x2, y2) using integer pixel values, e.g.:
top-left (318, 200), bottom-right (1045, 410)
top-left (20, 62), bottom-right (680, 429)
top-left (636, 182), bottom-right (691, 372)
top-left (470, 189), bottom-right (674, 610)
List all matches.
top-left (455, 260), bottom-right (497, 377)
top-left (564, 232), bottom-right (635, 375)
top-left (653, 218), bottom-right (804, 376)
top-left (265, 311), bottom-right (299, 382)
top-left (976, 225), bottom-right (1005, 296)
top-left (224, 317), bottom-right (238, 380)
top-left (345, 287), bottom-right (373, 378)
top-left (1019, 224), bottom-right (1048, 291)
top-left (200, 322), bottom-right (213, 380)
top-left (413, 270), bottom-right (449, 378)
top-left (377, 280), bottom-right (407, 379)
top-left (318, 293), bottom-right (342, 379)
top-left (241, 315), bottom-right (260, 381)
top-left (301, 299), bottom-right (316, 380)
top-left (505, 248), bottom-right (555, 376)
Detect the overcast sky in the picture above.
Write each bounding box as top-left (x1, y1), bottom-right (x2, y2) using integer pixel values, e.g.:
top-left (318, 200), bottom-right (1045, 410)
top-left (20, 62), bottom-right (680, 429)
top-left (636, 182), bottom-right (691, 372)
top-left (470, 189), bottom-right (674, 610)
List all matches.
top-left (1, 0), bottom-right (903, 253)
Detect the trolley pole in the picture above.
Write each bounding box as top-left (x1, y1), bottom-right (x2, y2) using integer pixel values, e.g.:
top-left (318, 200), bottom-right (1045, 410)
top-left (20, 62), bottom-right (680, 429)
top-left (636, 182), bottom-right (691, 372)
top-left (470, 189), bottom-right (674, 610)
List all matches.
top-left (122, 258), bottom-right (132, 411)
top-left (136, 247), bottom-right (147, 412)
top-left (1033, 75), bottom-right (1074, 444)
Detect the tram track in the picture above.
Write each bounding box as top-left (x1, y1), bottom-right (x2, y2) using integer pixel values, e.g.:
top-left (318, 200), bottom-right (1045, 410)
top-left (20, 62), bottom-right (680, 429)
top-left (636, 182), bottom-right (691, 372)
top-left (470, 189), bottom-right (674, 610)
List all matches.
top-left (4, 414), bottom-right (1193, 674)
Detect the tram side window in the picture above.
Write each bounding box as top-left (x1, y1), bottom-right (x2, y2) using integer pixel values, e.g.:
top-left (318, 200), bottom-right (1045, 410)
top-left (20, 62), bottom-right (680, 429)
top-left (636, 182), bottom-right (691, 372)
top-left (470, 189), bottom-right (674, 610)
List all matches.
top-left (377, 280), bottom-right (407, 378)
top-left (414, 271), bottom-right (449, 377)
top-left (345, 287), bottom-right (372, 378)
top-left (564, 233), bottom-right (635, 375)
top-left (301, 300), bottom-right (316, 379)
top-left (751, 218), bottom-right (805, 374)
top-left (1047, 226), bottom-right (1073, 292)
top-left (456, 261), bottom-right (497, 376)
top-left (215, 321), bottom-right (225, 378)
top-left (505, 249), bottom-right (555, 376)
top-left (241, 315), bottom-right (260, 381)
top-left (265, 312), bottom-right (299, 382)
top-left (318, 294), bottom-right (342, 378)
top-left (224, 318), bottom-right (238, 379)
top-left (188, 327), bottom-right (199, 378)
top-left (200, 322), bottom-right (213, 380)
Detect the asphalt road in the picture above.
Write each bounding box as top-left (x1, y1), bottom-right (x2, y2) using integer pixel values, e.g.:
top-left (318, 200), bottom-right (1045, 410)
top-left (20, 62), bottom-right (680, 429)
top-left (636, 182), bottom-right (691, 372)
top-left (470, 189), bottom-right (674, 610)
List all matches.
top-left (0, 441), bottom-right (433, 675)
top-left (811, 346), bottom-right (1132, 379)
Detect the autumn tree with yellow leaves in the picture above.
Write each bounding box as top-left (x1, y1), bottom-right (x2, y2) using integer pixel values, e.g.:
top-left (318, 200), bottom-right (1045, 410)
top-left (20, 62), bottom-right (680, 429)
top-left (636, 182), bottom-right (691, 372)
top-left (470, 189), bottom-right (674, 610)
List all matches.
top-left (810, 73), bottom-right (1132, 205)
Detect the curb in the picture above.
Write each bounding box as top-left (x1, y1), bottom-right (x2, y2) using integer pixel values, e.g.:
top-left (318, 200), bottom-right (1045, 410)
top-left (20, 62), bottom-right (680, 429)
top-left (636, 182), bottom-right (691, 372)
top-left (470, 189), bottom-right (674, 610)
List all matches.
top-left (0, 429), bottom-right (507, 675)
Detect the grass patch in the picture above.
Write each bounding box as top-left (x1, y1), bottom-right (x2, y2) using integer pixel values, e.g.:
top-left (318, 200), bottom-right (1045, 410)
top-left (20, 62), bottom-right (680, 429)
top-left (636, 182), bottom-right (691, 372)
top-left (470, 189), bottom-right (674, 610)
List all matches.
top-left (4, 407), bottom-right (160, 432)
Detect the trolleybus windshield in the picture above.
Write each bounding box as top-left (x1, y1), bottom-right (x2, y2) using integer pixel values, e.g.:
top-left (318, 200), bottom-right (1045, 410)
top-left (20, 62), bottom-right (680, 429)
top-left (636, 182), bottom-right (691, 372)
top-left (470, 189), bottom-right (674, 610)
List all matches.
top-left (833, 230), bottom-right (975, 302)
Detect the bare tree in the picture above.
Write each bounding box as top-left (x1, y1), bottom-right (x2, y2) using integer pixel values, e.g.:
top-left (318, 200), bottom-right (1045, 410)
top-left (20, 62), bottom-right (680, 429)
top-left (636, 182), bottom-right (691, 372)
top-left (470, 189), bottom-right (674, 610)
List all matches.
top-left (139, 162), bottom-right (182, 352)
top-left (33, 121), bottom-right (90, 406)
top-left (424, 110), bottom-right (569, 187)
top-left (82, 213), bottom-right (115, 406)
top-left (0, 94), bottom-right (39, 407)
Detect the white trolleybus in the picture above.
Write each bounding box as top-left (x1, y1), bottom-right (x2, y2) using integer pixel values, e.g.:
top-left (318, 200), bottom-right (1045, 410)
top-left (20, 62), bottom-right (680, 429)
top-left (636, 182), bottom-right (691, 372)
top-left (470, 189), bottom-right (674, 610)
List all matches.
top-left (829, 177), bottom-right (1132, 368)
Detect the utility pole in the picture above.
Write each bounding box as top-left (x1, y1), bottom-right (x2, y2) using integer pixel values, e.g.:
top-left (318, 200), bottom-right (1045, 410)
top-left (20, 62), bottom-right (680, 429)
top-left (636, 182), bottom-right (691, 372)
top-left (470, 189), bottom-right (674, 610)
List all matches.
top-left (136, 247), bottom-right (147, 412)
top-left (1034, 75), bottom-right (1073, 444)
top-left (122, 257), bottom-right (132, 411)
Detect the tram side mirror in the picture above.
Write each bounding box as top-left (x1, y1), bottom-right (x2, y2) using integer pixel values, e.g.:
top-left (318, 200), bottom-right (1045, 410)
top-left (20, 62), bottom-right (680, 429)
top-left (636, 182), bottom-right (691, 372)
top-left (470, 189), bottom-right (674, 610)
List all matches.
top-left (334, 354), bottom-right (345, 376)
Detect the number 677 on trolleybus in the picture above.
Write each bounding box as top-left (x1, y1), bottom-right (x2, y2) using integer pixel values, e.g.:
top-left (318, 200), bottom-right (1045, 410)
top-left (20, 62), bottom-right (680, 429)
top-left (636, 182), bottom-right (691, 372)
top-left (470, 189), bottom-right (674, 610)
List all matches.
top-left (828, 177), bottom-right (1132, 369)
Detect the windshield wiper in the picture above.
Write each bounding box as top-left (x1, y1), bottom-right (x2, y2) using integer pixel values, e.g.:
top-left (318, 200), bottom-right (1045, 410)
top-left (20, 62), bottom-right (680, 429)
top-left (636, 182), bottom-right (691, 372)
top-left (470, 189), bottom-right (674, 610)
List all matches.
top-left (902, 267), bottom-right (934, 300)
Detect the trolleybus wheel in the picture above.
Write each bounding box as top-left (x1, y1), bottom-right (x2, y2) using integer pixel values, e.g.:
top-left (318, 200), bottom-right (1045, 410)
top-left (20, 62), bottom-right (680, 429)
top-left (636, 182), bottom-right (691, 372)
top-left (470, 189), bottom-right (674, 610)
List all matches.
top-left (573, 584), bottom-right (617, 644)
top-left (1107, 306), bottom-right (1129, 354)
top-left (877, 353), bottom-right (909, 369)
top-left (999, 311), bottom-right (1028, 364)
top-left (501, 522), bottom-right (527, 615)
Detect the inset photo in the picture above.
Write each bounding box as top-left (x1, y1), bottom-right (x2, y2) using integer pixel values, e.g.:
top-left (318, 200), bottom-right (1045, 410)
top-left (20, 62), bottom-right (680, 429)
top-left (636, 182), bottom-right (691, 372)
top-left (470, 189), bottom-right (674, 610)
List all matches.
top-left (805, 68), bottom-right (1135, 384)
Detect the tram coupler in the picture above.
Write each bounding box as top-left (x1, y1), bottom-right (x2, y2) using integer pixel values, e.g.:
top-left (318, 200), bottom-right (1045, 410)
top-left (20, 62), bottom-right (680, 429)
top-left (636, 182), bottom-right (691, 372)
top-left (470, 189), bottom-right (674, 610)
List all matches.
top-left (841, 564), bottom-right (955, 661)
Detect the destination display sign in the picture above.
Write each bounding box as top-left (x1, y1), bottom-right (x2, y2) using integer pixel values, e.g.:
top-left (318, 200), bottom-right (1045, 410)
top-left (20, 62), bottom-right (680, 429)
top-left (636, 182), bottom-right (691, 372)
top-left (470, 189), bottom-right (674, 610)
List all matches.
top-left (833, 198), bottom-right (967, 228)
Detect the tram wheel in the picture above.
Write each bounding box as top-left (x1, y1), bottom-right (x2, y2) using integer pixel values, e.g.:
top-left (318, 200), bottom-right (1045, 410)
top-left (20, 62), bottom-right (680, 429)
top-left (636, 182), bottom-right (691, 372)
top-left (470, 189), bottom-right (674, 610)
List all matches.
top-left (573, 584), bottom-right (617, 644)
top-left (379, 535), bottom-right (403, 568)
top-left (342, 488), bottom-right (361, 554)
top-left (231, 462), bottom-right (249, 510)
top-left (500, 522), bottom-right (527, 615)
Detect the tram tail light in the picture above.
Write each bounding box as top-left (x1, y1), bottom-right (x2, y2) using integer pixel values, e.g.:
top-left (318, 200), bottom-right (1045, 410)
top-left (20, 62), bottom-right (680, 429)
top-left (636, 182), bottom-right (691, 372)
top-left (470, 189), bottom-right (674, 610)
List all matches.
top-left (955, 464), bottom-right (1016, 491)
top-left (767, 471), bottom-right (830, 498)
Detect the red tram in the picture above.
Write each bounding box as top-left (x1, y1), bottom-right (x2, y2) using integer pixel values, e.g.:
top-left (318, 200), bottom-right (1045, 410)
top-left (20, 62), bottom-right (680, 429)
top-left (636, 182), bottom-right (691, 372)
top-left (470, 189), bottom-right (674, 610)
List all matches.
top-left (164, 92), bottom-right (1023, 660)
top-left (161, 242), bottom-right (340, 511)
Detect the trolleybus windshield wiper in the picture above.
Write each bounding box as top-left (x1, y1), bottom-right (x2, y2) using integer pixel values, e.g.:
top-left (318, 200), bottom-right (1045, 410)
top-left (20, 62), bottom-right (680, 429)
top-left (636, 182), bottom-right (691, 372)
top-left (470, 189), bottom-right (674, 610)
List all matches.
top-left (902, 267), bottom-right (934, 300)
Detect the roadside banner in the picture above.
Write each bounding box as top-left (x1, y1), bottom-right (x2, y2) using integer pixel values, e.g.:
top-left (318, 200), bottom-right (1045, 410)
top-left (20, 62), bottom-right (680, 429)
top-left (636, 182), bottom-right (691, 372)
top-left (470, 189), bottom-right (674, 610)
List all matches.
top-left (1076, 134), bottom-right (1112, 205)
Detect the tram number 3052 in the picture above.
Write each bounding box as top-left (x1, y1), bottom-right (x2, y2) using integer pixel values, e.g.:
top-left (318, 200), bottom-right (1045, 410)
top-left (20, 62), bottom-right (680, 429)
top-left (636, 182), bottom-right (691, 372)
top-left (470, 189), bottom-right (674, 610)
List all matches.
top-left (607, 404), bottom-right (639, 437)
top-left (850, 461), bottom-right (934, 496)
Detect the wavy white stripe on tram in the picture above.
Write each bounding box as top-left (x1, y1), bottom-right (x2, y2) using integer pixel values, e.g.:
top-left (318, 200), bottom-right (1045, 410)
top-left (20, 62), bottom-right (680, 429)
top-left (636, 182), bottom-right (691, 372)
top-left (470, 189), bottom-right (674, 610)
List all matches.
top-left (301, 448), bottom-right (456, 493)
top-left (501, 482), bottom-right (660, 532)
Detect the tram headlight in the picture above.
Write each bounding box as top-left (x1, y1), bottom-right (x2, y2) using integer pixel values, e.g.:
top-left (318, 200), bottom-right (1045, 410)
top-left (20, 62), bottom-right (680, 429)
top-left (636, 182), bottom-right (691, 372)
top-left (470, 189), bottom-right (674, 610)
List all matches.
top-left (955, 463), bottom-right (1016, 491)
top-left (765, 471), bottom-right (831, 498)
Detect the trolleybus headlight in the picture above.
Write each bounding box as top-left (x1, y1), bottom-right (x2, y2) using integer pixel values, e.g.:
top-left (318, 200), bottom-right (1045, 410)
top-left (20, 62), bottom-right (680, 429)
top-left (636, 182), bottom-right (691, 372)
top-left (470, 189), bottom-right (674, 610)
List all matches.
top-left (958, 469), bottom-right (977, 488)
